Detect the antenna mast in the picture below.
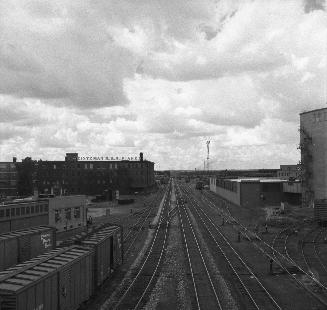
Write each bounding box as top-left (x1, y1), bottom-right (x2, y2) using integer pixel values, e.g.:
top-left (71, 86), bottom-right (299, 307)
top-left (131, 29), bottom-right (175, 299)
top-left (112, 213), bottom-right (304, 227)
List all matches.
top-left (206, 140), bottom-right (210, 171)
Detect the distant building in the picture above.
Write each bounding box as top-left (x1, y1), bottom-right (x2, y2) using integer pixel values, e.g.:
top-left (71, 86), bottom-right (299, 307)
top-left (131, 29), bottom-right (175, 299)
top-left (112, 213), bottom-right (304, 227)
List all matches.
top-left (209, 177), bottom-right (284, 208)
top-left (0, 160), bottom-right (17, 198)
top-left (299, 107), bottom-right (327, 220)
top-left (209, 177), bottom-right (301, 207)
top-left (277, 165), bottom-right (300, 180)
top-left (47, 195), bottom-right (87, 233)
top-left (35, 152), bottom-right (155, 196)
top-left (0, 199), bottom-right (49, 233)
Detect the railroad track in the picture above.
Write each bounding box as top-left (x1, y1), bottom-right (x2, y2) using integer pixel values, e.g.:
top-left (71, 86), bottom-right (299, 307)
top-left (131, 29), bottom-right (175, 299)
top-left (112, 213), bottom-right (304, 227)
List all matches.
top-left (178, 184), bottom-right (281, 310)
top-left (123, 188), bottom-right (166, 254)
top-left (301, 227), bottom-right (327, 285)
top-left (112, 182), bottom-right (171, 310)
top-left (314, 229), bottom-right (327, 282)
top-left (184, 184), bottom-right (327, 308)
top-left (176, 185), bottom-right (223, 310)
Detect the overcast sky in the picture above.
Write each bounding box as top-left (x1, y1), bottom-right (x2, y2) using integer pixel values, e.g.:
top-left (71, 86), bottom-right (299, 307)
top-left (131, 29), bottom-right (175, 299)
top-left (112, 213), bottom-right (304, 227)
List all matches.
top-left (0, 0), bottom-right (326, 170)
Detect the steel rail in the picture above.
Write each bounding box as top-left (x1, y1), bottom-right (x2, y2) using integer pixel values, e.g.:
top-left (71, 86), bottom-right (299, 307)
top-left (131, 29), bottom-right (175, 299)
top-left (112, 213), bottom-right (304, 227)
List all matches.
top-left (184, 187), bottom-right (281, 310)
top-left (124, 208), bottom-right (154, 256)
top-left (176, 199), bottom-right (201, 310)
top-left (189, 185), bottom-right (327, 307)
top-left (113, 184), bottom-right (171, 310)
top-left (314, 229), bottom-right (327, 275)
top-left (133, 202), bottom-right (170, 310)
top-left (124, 187), bottom-right (166, 240)
top-left (175, 182), bottom-right (223, 310)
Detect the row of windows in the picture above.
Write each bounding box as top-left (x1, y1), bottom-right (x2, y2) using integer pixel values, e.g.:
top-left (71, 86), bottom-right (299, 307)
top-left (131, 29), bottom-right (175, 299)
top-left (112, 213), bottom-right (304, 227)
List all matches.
top-left (0, 204), bottom-right (49, 219)
top-left (39, 170), bottom-right (118, 178)
top-left (43, 162), bottom-right (149, 170)
top-left (278, 172), bottom-right (299, 177)
top-left (42, 179), bottom-right (114, 186)
top-left (54, 207), bottom-right (81, 222)
top-left (216, 179), bottom-right (238, 193)
top-left (41, 168), bottom-right (148, 176)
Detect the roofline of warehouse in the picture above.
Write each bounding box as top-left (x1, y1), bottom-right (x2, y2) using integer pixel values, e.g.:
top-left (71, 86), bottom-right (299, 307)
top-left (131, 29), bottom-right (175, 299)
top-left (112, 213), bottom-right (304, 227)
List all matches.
top-left (300, 107), bottom-right (327, 115)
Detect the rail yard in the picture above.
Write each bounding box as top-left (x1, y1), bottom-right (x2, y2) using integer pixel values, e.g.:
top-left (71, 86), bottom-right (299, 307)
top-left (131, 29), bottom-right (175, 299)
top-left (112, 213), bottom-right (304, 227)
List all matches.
top-left (77, 178), bottom-right (327, 309)
top-left (1, 178), bottom-right (327, 309)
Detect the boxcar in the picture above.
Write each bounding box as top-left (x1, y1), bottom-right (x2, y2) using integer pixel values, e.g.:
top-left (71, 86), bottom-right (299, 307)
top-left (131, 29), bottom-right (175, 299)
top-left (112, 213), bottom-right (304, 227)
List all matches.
top-left (0, 246), bottom-right (94, 310)
top-left (80, 225), bottom-right (123, 287)
top-left (0, 226), bottom-right (56, 272)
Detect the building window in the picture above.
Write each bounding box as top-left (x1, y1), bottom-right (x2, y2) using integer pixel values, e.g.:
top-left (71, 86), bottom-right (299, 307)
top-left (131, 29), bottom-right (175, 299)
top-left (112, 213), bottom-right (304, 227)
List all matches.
top-left (65, 208), bottom-right (71, 220)
top-left (0, 209), bottom-right (4, 218)
top-left (31, 206), bottom-right (35, 213)
top-left (90, 163), bottom-right (93, 169)
top-left (26, 207), bottom-right (30, 214)
top-left (21, 207), bottom-right (25, 215)
top-left (6, 209), bottom-right (9, 217)
top-left (11, 208), bottom-right (15, 217)
top-left (44, 205), bottom-right (48, 212)
top-left (54, 164), bottom-right (56, 169)
top-left (115, 163), bottom-right (118, 169)
top-left (74, 207), bottom-right (80, 218)
top-left (85, 163), bottom-right (88, 169)
top-left (35, 205), bottom-right (39, 213)
top-left (55, 210), bottom-right (61, 223)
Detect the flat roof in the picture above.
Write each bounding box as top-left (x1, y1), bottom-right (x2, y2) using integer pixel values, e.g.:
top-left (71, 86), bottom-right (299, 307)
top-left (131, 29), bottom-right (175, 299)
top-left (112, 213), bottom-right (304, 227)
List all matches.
top-left (300, 107), bottom-right (327, 115)
top-left (227, 178), bottom-right (289, 183)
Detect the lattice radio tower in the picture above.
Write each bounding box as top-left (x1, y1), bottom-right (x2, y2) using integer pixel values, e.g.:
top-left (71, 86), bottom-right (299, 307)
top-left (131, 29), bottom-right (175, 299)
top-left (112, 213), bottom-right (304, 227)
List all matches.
top-left (206, 140), bottom-right (210, 171)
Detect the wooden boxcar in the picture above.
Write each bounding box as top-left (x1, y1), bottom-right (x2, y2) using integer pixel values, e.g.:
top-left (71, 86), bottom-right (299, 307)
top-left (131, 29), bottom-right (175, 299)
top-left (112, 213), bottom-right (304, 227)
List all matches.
top-left (80, 225), bottom-right (123, 287)
top-left (0, 226), bottom-right (56, 272)
top-left (0, 246), bottom-right (94, 310)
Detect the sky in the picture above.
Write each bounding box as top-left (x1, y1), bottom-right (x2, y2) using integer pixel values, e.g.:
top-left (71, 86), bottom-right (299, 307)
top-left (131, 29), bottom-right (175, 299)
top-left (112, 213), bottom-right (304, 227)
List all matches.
top-left (0, 0), bottom-right (326, 170)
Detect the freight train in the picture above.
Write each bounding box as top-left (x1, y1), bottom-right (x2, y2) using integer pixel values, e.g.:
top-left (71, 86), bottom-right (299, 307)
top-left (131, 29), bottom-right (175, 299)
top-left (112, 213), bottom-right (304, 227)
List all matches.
top-left (0, 226), bottom-right (56, 272)
top-left (0, 224), bottom-right (123, 310)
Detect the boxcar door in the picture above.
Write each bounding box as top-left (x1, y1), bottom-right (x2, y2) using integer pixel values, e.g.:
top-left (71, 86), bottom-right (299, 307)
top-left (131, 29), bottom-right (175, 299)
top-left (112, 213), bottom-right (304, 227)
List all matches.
top-left (59, 266), bottom-right (72, 310)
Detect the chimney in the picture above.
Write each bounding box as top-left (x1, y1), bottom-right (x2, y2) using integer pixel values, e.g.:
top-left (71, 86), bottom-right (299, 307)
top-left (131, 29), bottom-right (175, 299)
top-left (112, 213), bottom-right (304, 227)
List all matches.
top-left (13, 157), bottom-right (17, 163)
top-left (140, 152), bottom-right (143, 162)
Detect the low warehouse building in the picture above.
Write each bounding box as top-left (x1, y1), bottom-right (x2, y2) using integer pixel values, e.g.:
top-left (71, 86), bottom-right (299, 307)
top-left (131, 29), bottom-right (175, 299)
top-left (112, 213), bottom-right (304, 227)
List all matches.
top-left (209, 177), bottom-right (287, 208)
top-left (0, 200), bottom-right (49, 233)
top-left (48, 195), bottom-right (87, 233)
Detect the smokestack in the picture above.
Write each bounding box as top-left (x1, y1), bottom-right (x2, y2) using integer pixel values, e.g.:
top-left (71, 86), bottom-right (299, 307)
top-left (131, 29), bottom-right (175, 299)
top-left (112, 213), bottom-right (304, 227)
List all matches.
top-left (140, 152), bottom-right (143, 162)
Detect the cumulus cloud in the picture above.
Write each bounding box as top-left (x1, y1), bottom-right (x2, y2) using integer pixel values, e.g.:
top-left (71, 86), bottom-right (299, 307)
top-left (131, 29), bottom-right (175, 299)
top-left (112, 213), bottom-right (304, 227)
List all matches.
top-left (0, 0), bottom-right (326, 169)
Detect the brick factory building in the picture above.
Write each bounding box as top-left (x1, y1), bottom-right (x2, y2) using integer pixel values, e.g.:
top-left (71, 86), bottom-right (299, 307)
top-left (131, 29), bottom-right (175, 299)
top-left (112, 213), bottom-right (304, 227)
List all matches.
top-left (0, 161), bottom-right (18, 198)
top-left (35, 152), bottom-right (155, 196)
top-left (299, 107), bottom-right (327, 221)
